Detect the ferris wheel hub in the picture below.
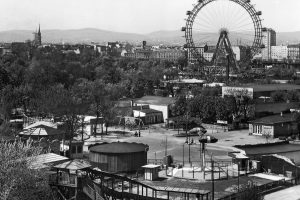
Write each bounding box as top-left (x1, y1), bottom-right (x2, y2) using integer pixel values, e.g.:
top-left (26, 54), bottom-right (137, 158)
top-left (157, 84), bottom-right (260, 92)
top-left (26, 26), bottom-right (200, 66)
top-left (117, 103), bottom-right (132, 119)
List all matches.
top-left (219, 28), bottom-right (229, 35)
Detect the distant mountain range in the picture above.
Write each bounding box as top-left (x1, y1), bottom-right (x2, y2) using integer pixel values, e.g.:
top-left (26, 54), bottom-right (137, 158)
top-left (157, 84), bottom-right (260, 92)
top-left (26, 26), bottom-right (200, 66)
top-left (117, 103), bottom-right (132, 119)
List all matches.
top-left (0, 28), bottom-right (299, 46)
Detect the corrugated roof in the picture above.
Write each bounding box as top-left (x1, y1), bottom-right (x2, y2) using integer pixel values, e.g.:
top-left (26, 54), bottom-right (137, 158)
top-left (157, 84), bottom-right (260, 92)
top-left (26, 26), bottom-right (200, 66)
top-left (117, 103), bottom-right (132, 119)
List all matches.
top-left (20, 125), bottom-right (62, 136)
top-left (89, 142), bottom-right (149, 154)
top-left (134, 96), bottom-right (175, 106)
top-left (238, 143), bottom-right (300, 156)
top-left (24, 121), bottom-right (57, 129)
top-left (29, 153), bottom-right (69, 169)
top-left (249, 113), bottom-right (299, 125)
top-left (54, 159), bottom-right (91, 170)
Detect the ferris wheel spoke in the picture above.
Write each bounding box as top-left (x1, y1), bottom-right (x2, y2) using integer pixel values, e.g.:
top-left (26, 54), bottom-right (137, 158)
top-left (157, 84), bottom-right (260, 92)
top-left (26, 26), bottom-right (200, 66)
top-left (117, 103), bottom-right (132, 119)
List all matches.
top-left (228, 4), bottom-right (244, 30)
top-left (201, 8), bottom-right (220, 30)
top-left (232, 13), bottom-right (253, 30)
top-left (193, 18), bottom-right (216, 29)
top-left (193, 23), bottom-right (218, 32)
top-left (230, 21), bottom-right (255, 32)
top-left (193, 20), bottom-right (218, 32)
top-left (224, 0), bottom-right (232, 29)
top-left (206, 3), bottom-right (223, 28)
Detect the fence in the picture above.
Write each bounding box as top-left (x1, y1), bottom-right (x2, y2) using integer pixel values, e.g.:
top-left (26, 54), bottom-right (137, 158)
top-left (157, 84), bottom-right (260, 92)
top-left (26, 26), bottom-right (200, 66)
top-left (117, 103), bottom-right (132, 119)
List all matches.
top-left (147, 159), bottom-right (233, 181)
top-left (219, 177), bottom-right (298, 200)
top-left (81, 168), bottom-right (211, 200)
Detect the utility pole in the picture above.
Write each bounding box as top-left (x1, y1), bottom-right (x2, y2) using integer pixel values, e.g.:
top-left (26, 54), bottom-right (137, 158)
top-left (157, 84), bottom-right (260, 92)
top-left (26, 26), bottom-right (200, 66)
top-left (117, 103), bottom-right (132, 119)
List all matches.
top-left (211, 155), bottom-right (214, 200)
top-left (188, 141), bottom-right (191, 164)
top-left (237, 162), bottom-right (240, 192)
top-left (183, 144), bottom-right (185, 170)
top-left (165, 136), bottom-right (168, 156)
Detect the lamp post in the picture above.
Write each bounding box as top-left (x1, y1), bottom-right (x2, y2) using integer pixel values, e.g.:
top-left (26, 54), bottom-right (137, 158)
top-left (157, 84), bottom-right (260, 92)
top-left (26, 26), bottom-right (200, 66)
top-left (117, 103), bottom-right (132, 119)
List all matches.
top-left (211, 154), bottom-right (215, 200)
top-left (183, 144), bottom-right (185, 166)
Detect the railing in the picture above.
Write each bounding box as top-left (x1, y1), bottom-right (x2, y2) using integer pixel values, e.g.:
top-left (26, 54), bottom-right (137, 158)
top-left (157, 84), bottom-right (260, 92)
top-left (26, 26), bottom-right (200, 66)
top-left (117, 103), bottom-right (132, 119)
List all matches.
top-left (219, 177), bottom-right (298, 200)
top-left (81, 169), bottom-right (211, 200)
top-left (49, 173), bottom-right (77, 187)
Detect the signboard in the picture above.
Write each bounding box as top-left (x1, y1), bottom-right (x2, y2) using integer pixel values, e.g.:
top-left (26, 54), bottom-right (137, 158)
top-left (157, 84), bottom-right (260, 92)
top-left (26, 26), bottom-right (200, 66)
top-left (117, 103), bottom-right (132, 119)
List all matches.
top-left (217, 120), bottom-right (228, 125)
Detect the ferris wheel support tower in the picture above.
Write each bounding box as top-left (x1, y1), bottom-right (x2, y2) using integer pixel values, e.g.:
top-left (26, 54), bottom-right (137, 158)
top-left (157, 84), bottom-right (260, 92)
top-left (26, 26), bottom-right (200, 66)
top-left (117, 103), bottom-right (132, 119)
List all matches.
top-left (182, 0), bottom-right (264, 80)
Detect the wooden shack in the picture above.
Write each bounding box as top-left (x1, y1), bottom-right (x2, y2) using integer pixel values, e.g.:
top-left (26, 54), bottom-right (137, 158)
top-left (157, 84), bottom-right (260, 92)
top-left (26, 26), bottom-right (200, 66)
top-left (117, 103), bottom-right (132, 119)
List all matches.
top-left (142, 164), bottom-right (160, 181)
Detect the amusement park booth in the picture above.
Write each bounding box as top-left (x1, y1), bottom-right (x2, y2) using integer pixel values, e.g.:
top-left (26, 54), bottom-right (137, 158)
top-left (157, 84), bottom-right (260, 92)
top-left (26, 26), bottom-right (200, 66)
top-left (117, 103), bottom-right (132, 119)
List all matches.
top-left (142, 164), bottom-right (161, 181)
top-left (89, 142), bottom-right (149, 173)
top-left (60, 140), bottom-right (84, 159)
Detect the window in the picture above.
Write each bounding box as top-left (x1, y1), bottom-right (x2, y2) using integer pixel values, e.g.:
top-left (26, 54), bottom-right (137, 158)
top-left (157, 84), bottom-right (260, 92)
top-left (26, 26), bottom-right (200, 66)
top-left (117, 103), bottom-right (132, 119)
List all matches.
top-left (77, 146), bottom-right (82, 153)
top-left (254, 125), bottom-right (262, 134)
top-left (72, 146), bottom-right (76, 154)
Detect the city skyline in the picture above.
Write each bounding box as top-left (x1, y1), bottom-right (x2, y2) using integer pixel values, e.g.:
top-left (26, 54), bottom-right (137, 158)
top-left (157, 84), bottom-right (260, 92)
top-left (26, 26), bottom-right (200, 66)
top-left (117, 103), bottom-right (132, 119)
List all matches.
top-left (0, 0), bottom-right (300, 34)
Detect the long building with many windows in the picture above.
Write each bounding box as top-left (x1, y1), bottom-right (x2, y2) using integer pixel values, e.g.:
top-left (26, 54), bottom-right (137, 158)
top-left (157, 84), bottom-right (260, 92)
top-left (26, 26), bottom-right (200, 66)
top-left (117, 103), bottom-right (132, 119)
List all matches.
top-left (124, 48), bottom-right (185, 62)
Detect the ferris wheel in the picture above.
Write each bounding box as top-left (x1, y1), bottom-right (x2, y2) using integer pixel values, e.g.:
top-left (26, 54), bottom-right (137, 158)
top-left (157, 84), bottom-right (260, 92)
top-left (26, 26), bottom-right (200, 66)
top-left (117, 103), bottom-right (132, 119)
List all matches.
top-left (182, 0), bottom-right (263, 71)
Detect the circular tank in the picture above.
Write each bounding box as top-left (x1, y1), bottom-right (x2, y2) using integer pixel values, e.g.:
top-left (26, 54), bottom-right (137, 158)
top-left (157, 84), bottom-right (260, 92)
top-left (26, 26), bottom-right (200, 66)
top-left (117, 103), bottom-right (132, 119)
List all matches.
top-left (89, 142), bottom-right (149, 173)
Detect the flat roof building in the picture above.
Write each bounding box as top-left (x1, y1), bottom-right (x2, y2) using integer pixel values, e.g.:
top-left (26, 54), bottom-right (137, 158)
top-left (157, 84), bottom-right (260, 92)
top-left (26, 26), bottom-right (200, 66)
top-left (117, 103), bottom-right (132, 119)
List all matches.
top-left (222, 84), bottom-right (300, 99)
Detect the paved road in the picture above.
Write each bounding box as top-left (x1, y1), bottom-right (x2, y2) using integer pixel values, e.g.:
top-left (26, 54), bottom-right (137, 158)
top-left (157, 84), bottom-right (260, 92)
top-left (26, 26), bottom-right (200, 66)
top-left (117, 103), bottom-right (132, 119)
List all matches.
top-left (83, 124), bottom-right (278, 163)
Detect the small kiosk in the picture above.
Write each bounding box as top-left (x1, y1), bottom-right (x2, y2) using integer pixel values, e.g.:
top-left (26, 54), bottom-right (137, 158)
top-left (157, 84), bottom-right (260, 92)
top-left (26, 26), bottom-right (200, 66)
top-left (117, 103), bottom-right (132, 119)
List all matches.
top-left (142, 164), bottom-right (160, 181)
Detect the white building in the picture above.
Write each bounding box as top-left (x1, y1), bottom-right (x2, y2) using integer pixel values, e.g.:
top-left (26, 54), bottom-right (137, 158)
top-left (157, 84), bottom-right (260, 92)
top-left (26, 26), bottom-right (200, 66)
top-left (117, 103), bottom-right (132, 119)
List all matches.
top-left (133, 96), bottom-right (175, 123)
top-left (271, 46), bottom-right (288, 60)
top-left (203, 52), bottom-right (214, 62)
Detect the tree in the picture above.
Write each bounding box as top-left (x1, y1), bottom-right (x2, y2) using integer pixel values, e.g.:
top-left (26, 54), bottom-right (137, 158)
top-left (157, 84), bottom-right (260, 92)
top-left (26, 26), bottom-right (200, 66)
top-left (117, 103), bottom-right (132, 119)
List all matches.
top-left (286, 90), bottom-right (300, 102)
top-left (271, 90), bottom-right (286, 102)
top-left (36, 84), bottom-right (86, 158)
top-left (0, 85), bottom-right (18, 122)
top-left (0, 140), bottom-right (52, 200)
top-left (171, 95), bottom-right (188, 117)
top-left (215, 97), bottom-right (231, 121)
top-left (88, 80), bottom-right (122, 136)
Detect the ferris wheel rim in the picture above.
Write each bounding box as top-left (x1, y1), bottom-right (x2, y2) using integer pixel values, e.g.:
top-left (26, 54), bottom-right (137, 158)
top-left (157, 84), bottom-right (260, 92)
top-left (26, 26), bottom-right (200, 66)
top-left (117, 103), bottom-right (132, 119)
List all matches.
top-left (184, 0), bottom-right (263, 64)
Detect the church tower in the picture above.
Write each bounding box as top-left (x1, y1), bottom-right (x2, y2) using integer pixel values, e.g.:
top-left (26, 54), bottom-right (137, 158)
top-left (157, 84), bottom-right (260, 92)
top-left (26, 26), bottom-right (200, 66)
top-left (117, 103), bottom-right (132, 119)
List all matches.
top-left (37, 24), bottom-right (42, 46)
top-left (33, 24), bottom-right (42, 46)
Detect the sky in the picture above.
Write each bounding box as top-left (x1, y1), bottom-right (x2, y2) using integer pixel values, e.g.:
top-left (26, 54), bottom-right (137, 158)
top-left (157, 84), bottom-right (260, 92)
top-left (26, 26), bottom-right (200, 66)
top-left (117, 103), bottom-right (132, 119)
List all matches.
top-left (0, 0), bottom-right (299, 34)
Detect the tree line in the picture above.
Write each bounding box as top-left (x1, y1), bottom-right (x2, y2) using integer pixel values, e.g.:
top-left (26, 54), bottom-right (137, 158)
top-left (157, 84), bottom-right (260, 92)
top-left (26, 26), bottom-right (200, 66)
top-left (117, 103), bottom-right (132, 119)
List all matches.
top-left (0, 48), bottom-right (185, 137)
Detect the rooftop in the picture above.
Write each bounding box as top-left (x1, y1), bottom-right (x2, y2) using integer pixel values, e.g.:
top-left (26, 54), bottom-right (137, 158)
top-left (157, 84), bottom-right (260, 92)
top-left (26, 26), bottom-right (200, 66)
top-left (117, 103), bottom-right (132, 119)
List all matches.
top-left (54, 159), bottom-right (91, 170)
top-left (24, 121), bottom-right (57, 129)
top-left (29, 153), bottom-right (69, 169)
top-left (142, 164), bottom-right (161, 169)
top-left (264, 185), bottom-right (300, 200)
top-left (224, 84), bottom-right (300, 92)
top-left (134, 96), bottom-right (175, 106)
top-left (134, 109), bottom-right (162, 114)
top-left (249, 113), bottom-right (299, 125)
top-left (89, 142), bottom-right (149, 154)
top-left (255, 102), bottom-right (300, 114)
top-left (20, 125), bottom-right (63, 136)
top-left (237, 143), bottom-right (300, 156)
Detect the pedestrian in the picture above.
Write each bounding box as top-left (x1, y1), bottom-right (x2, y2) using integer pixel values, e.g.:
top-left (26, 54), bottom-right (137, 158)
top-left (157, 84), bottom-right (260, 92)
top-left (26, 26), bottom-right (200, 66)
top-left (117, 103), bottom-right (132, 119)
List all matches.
top-left (138, 131), bottom-right (141, 137)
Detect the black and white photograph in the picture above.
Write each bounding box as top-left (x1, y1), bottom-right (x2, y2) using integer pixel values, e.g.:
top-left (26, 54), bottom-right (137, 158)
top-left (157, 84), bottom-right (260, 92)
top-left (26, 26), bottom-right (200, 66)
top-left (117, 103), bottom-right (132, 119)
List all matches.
top-left (1, 0), bottom-right (300, 199)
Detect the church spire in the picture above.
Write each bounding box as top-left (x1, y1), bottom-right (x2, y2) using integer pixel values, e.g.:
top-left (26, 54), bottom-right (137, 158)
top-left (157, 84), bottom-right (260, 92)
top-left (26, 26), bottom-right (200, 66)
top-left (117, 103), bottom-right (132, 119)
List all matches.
top-left (38, 24), bottom-right (41, 35)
